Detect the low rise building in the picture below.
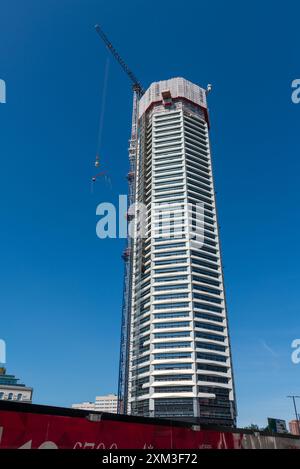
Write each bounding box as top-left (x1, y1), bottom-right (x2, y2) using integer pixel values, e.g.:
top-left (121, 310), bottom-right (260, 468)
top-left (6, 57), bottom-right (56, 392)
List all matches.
top-left (0, 367), bottom-right (33, 403)
top-left (72, 393), bottom-right (117, 413)
top-left (289, 420), bottom-right (300, 435)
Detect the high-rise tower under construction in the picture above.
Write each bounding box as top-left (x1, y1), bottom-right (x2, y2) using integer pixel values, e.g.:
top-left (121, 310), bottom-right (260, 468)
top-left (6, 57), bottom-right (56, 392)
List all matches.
top-left (118, 77), bottom-right (236, 426)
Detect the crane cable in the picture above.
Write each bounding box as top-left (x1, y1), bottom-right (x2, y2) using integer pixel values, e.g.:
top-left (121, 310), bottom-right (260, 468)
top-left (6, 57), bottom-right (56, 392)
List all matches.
top-left (95, 56), bottom-right (110, 160)
top-left (92, 57), bottom-right (110, 192)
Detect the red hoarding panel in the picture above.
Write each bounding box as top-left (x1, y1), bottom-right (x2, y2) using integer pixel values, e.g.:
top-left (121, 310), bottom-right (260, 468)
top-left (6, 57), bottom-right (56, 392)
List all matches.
top-left (0, 409), bottom-right (299, 449)
top-left (0, 410), bottom-right (241, 449)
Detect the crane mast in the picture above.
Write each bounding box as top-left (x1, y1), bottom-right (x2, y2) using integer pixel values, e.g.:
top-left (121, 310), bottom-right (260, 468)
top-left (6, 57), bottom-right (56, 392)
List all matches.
top-left (95, 24), bottom-right (143, 414)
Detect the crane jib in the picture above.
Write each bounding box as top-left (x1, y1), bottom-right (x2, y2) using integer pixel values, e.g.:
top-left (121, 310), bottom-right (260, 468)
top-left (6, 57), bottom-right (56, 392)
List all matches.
top-left (94, 24), bottom-right (144, 96)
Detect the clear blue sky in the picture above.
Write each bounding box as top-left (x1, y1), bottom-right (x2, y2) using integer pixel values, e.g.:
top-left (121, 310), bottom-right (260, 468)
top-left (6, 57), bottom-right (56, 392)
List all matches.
top-left (0, 0), bottom-right (299, 428)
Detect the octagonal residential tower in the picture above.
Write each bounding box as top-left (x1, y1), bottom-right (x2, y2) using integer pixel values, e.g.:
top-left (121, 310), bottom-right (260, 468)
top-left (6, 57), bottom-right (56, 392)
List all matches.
top-left (118, 77), bottom-right (237, 426)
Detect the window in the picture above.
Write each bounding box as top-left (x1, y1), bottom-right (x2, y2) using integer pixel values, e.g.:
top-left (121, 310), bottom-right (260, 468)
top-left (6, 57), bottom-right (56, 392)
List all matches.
top-left (155, 185), bottom-right (184, 193)
top-left (154, 331), bottom-right (190, 339)
top-left (132, 355), bottom-right (150, 366)
top-left (154, 397), bottom-right (194, 417)
top-left (192, 258), bottom-right (219, 270)
top-left (154, 374), bottom-right (193, 381)
top-left (154, 228), bottom-right (187, 237)
top-left (153, 207), bottom-right (185, 215)
top-left (154, 267), bottom-right (188, 274)
top-left (154, 284), bottom-right (188, 291)
top-left (192, 275), bottom-right (220, 287)
top-left (155, 172), bottom-right (183, 180)
top-left (154, 342), bottom-right (191, 349)
top-left (154, 363), bottom-right (192, 370)
top-left (154, 321), bottom-right (190, 328)
top-left (197, 363), bottom-right (227, 373)
top-left (197, 374), bottom-right (228, 384)
top-left (17, 393), bottom-right (22, 400)
top-left (154, 192), bottom-right (184, 200)
top-left (155, 216), bottom-right (186, 225)
top-left (154, 259), bottom-right (187, 266)
top-left (195, 321), bottom-right (224, 332)
top-left (155, 386), bottom-right (193, 393)
top-left (154, 275), bottom-right (188, 283)
top-left (195, 312), bottom-right (223, 323)
top-left (193, 284), bottom-right (221, 296)
top-left (194, 302), bottom-right (223, 313)
top-left (8, 393), bottom-right (13, 400)
top-left (154, 312), bottom-right (189, 319)
top-left (131, 365), bottom-right (150, 376)
top-left (196, 341), bottom-right (226, 352)
top-left (154, 352), bottom-right (191, 360)
top-left (194, 293), bottom-right (222, 304)
top-left (195, 331), bottom-right (225, 342)
top-left (0, 392), bottom-right (3, 400)
top-left (154, 293), bottom-right (189, 300)
top-left (154, 161), bottom-right (183, 169)
top-left (192, 267), bottom-right (219, 279)
top-left (197, 352), bottom-right (227, 363)
top-left (191, 250), bottom-right (217, 263)
top-left (154, 303), bottom-right (189, 310)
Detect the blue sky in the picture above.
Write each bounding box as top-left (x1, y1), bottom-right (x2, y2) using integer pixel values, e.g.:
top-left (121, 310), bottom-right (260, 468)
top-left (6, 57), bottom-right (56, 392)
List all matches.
top-left (0, 0), bottom-right (299, 428)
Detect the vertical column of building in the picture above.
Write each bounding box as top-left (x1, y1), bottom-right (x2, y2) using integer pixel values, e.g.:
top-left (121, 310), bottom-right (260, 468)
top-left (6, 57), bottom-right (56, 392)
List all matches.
top-left (184, 107), bottom-right (236, 425)
top-left (148, 108), bottom-right (195, 418)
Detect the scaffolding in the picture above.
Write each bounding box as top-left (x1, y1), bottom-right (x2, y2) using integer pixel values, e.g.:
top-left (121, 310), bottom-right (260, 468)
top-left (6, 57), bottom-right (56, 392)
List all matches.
top-left (117, 90), bottom-right (140, 413)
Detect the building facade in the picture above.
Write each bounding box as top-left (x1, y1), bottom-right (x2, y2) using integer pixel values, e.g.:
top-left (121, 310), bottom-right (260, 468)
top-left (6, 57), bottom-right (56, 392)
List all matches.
top-left (289, 420), bottom-right (300, 435)
top-left (119, 77), bottom-right (236, 426)
top-left (72, 394), bottom-right (117, 413)
top-left (0, 367), bottom-right (33, 403)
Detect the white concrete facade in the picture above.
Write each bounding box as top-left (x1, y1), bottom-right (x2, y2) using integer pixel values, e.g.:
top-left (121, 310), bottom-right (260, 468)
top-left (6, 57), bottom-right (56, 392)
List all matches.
top-left (125, 78), bottom-right (236, 425)
top-left (0, 385), bottom-right (32, 403)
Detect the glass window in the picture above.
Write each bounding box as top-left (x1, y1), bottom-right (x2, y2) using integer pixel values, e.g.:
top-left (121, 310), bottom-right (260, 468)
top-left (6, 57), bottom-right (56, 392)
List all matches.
top-left (154, 331), bottom-right (190, 339)
top-left (195, 331), bottom-right (225, 342)
top-left (154, 303), bottom-right (189, 310)
top-left (154, 275), bottom-right (188, 282)
top-left (154, 259), bottom-right (187, 266)
top-left (154, 363), bottom-right (192, 370)
top-left (195, 312), bottom-right (223, 323)
top-left (197, 374), bottom-right (228, 384)
top-left (154, 267), bottom-right (188, 274)
top-left (196, 341), bottom-right (226, 352)
top-left (154, 321), bottom-right (190, 328)
top-left (197, 352), bottom-right (227, 363)
top-left (154, 293), bottom-right (189, 300)
top-left (154, 342), bottom-right (191, 349)
top-left (154, 374), bottom-right (193, 381)
top-left (154, 312), bottom-right (189, 319)
top-left (154, 352), bottom-right (191, 359)
top-left (155, 386), bottom-right (193, 393)
top-left (195, 321), bottom-right (224, 332)
top-left (197, 363), bottom-right (227, 373)
top-left (194, 302), bottom-right (223, 313)
top-left (192, 267), bottom-right (219, 279)
top-left (192, 275), bottom-right (220, 287)
top-left (154, 284), bottom-right (188, 291)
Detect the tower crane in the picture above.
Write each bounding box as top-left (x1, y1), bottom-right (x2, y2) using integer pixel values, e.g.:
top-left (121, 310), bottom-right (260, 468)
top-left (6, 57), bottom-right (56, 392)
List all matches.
top-left (94, 24), bottom-right (144, 414)
top-left (95, 24), bottom-right (144, 98)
